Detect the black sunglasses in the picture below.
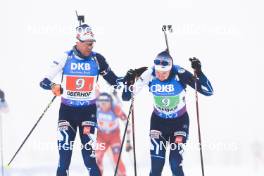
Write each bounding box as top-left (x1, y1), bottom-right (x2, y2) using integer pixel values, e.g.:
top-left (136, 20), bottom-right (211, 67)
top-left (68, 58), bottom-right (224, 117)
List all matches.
top-left (83, 42), bottom-right (94, 46)
top-left (79, 39), bottom-right (94, 46)
top-left (154, 59), bottom-right (170, 66)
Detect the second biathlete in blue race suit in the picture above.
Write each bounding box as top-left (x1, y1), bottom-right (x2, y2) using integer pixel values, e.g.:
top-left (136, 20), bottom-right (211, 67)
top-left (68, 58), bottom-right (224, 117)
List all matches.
top-left (122, 51), bottom-right (213, 176)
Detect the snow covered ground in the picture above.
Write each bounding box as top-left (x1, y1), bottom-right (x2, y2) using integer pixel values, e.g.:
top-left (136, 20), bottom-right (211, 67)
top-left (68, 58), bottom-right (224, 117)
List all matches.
top-left (2, 149), bottom-right (264, 176)
top-left (1, 0), bottom-right (264, 175)
top-left (3, 165), bottom-right (264, 176)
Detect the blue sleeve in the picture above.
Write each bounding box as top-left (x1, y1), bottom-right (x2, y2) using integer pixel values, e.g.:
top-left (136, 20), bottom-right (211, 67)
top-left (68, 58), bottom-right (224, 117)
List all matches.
top-left (177, 67), bottom-right (213, 96)
top-left (40, 78), bottom-right (54, 90)
top-left (96, 53), bottom-right (122, 86)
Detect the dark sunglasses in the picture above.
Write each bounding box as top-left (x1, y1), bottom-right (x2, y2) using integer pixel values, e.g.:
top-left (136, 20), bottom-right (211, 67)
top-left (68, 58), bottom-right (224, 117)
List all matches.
top-left (79, 39), bottom-right (94, 46)
top-left (83, 42), bottom-right (94, 46)
top-left (154, 59), bottom-right (170, 66)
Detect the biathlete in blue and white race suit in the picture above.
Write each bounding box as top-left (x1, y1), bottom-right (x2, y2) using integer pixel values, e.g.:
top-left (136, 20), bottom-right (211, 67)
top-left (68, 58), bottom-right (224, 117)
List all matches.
top-left (122, 51), bottom-right (213, 176)
top-left (40, 24), bottom-right (122, 176)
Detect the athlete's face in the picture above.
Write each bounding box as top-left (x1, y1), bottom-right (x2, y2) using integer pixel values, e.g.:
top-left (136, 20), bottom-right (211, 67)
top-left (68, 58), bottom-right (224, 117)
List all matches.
top-left (76, 40), bottom-right (94, 56)
top-left (98, 101), bottom-right (112, 112)
top-left (156, 70), bottom-right (170, 81)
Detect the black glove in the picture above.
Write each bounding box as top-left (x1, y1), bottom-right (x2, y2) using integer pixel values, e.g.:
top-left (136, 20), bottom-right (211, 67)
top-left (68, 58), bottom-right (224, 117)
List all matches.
top-left (123, 67), bottom-right (147, 85)
top-left (134, 67), bottom-right (148, 77)
top-left (189, 57), bottom-right (202, 74)
top-left (0, 89), bottom-right (5, 102)
top-left (123, 69), bottom-right (136, 85)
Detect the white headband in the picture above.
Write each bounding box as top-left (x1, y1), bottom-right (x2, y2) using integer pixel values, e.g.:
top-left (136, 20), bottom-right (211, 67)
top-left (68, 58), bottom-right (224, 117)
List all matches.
top-left (154, 64), bottom-right (172, 72)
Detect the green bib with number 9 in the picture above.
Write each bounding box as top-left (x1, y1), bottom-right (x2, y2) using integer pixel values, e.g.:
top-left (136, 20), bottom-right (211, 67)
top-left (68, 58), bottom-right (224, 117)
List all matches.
top-left (154, 95), bottom-right (180, 109)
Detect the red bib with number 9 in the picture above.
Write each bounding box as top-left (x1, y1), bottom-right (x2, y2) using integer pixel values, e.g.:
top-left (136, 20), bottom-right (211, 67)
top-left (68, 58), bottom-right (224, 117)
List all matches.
top-left (66, 76), bottom-right (95, 92)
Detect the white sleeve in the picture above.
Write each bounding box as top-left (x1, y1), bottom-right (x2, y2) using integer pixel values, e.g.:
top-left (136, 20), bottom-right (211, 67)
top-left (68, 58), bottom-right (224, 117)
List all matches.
top-left (44, 54), bottom-right (68, 81)
top-left (133, 67), bottom-right (153, 95)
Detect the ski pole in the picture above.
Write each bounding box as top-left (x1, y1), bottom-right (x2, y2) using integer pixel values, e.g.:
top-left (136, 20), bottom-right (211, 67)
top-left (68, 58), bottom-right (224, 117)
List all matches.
top-left (114, 99), bottom-right (133, 176)
top-left (114, 71), bottom-right (145, 175)
top-left (7, 96), bottom-right (56, 167)
top-left (112, 90), bottom-right (132, 152)
top-left (193, 71), bottom-right (205, 176)
top-left (162, 25), bottom-right (173, 53)
top-left (131, 95), bottom-right (137, 176)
